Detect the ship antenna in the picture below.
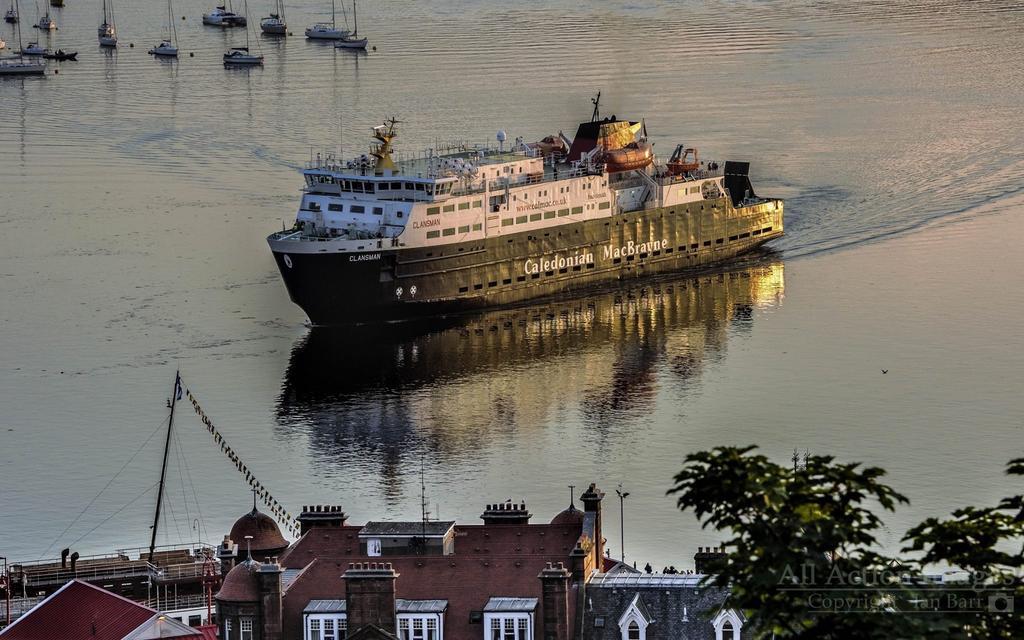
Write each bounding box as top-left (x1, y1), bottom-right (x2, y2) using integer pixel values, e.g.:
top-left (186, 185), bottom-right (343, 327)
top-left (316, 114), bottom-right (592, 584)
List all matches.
top-left (591, 91), bottom-right (601, 122)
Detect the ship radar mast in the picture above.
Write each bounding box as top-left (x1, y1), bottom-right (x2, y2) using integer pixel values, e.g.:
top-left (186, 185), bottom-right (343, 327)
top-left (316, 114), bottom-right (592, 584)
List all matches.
top-left (591, 91), bottom-right (602, 122)
top-left (371, 117), bottom-right (400, 175)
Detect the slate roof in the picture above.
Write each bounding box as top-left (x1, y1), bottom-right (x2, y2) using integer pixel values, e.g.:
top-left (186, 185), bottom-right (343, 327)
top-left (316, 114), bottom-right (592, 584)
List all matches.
top-left (584, 573), bottom-right (743, 640)
top-left (483, 597), bottom-right (538, 612)
top-left (359, 521), bottom-right (456, 537)
top-left (0, 580), bottom-right (158, 640)
top-left (303, 599), bottom-right (449, 615)
top-left (121, 614), bottom-right (204, 639)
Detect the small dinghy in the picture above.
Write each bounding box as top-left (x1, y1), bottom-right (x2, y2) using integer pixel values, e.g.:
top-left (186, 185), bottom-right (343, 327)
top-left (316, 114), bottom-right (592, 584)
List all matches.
top-left (43, 47), bottom-right (76, 60)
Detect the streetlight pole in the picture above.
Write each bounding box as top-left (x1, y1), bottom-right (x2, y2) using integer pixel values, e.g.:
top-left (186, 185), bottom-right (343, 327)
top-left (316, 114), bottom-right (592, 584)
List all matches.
top-left (615, 485), bottom-right (630, 564)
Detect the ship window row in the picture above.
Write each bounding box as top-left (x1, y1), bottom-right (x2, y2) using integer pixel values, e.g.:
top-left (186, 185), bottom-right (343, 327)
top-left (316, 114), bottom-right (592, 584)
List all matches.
top-left (457, 262), bottom-right (595, 293)
top-left (497, 203), bottom-right (606, 228)
top-left (324, 203), bottom-right (384, 215)
top-left (427, 200), bottom-right (483, 216)
top-left (426, 223), bottom-right (483, 239)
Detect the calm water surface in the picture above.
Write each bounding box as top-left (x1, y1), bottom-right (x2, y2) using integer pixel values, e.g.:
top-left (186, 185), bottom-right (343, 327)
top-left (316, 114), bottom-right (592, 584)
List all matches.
top-left (1, 0), bottom-right (1023, 567)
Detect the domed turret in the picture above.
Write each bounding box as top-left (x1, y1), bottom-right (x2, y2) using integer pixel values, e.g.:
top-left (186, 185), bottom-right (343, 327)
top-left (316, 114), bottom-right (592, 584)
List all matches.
top-left (215, 558), bottom-right (261, 603)
top-left (550, 503), bottom-right (584, 526)
top-left (228, 502), bottom-right (289, 560)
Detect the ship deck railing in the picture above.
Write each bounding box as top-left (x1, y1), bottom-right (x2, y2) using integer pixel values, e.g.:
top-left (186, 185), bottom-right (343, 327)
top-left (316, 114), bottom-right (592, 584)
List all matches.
top-left (9, 542), bottom-right (215, 587)
top-left (143, 592), bottom-right (214, 612)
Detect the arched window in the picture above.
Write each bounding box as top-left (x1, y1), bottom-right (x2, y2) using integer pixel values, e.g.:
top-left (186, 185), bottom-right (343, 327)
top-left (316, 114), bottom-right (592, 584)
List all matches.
top-left (627, 621), bottom-right (640, 640)
top-left (713, 609), bottom-right (743, 640)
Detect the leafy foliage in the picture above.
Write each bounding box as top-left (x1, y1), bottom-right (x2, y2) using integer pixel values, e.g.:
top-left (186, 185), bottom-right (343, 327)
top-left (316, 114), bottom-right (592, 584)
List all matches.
top-left (668, 446), bottom-right (1024, 638)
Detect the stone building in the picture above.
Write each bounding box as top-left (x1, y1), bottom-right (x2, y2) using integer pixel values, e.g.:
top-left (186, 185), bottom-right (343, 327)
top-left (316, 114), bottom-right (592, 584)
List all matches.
top-left (213, 485), bottom-right (748, 640)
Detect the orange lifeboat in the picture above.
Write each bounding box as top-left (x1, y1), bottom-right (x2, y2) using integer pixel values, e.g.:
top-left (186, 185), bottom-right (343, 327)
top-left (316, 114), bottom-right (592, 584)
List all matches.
top-left (667, 144), bottom-right (699, 175)
top-left (602, 141), bottom-right (654, 173)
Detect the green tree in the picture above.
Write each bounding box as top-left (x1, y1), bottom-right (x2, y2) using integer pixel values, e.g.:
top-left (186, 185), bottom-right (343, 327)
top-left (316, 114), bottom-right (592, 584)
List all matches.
top-left (667, 446), bottom-right (1023, 638)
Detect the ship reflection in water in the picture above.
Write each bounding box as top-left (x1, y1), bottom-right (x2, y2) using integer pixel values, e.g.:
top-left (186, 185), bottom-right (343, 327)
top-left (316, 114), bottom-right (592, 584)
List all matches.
top-left (276, 255), bottom-right (784, 495)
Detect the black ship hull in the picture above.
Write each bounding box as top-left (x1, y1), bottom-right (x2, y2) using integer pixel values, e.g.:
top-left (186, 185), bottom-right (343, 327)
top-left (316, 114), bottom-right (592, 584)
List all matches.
top-left (270, 197), bottom-right (783, 325)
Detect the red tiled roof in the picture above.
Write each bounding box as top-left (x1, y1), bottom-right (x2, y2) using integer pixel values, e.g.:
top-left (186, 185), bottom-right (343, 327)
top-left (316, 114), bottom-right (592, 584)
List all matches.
top-left (279, 521), bottom-right (584, 640)
top-left (196, 624), bottom-right (219, 640)
top-left (0, 580), bottom-right (155, 640)
top-left (216, 559), bottom-right (262, 602)
top-left (230, 508), bottom-right (289, 554)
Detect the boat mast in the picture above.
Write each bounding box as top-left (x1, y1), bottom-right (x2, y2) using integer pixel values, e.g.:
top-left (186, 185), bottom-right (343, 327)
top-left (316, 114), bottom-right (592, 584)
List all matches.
top-left (352, 0), bottom-right (356, 37)
top-left (330, 0), bottom-right (334, 28)
top-left (148, 370), bottom-right (180, 563)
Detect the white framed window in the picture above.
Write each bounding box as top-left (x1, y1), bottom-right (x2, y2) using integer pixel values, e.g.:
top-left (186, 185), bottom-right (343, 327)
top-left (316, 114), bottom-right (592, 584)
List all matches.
top-left (306, 614), bottom-right (347, 640)
top-left (241, 617), bottom-right (254, 640)
top-left (712, 609), bottom-right (743, 640)
top-left (367, 538), bottom-right (382, 556)
top-left (483, 613), bottom-right (531, 640)
top-left (398, 613), bottom-right (441, 640)
top-left (617, 595), bottom-right (650, 640)
top-left (224, 618), bottom-right (233, 639)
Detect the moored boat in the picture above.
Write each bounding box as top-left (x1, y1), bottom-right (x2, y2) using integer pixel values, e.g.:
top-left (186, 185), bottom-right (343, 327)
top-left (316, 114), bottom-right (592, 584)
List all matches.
top-left (332, 0), bottom-right (365, 49)
top-left (148, 0), bottom-right (178, 57)
top-left (203, 4), bottom-right (245, 26)
top-left (5, 2), bottom-right (18, 22)
top-left (97, 0), bottom-right (116, 47)
top-left (0, 57), bottom-right (46, 74)
top-left (266, 97), bottom-right (785, 324)
top-left (305, 0), bottom-right (347, 39)
top-left (223, 46), bottom-right (262, 64)
top-left (42, 47), bottom-right (75, 59)
top-left (20, 40), bottom-right (47, 54)
top-left (35, 11), bottom-right (54, 29)
top-left (260, 0), bottom-right (285, 35)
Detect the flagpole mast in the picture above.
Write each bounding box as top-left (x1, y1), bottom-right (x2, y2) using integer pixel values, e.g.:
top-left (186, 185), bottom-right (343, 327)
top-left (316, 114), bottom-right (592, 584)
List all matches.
top-left (149, 370), bottom-right (180, 563)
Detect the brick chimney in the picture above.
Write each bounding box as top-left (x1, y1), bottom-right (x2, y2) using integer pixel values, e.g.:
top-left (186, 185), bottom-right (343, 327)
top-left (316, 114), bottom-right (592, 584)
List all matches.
top-left (217, 535), bottom-right (239, 577)
top-left (481, 500), bottom-right (532, 525)
top-left (538, 562), bottom-right (572, 640)
top-left (297, 505), bottom-right (348, 537)
top-left (693, 546), bottom-right (727, 574)
top-left (258, 558), bottom-right (284, 640)
top-left (343, 562), bottom-right (399, 634)
top-left (579, 484), bottom-right (605, 571)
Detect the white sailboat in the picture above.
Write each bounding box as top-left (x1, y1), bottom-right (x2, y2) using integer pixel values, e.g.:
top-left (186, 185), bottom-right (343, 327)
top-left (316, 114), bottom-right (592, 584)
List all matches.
top-left (2, 0), bottom-right (45, 74)
top-left (97, 0), bottom-right (116, 47)
top-left (203, 3), bottom-right (245, 27)
top-left (304, 0), bottom-right (348, 40)
top-left (223, 0), bottom-right (262, 65)
top-left (334, 0), bottom-right (366, 49)
top-left (34, 2), bottom-right (54, 29)
top-left (259, 0), bottom-right (285, 35)
top-left (148, 0), bottom-right (178, 57)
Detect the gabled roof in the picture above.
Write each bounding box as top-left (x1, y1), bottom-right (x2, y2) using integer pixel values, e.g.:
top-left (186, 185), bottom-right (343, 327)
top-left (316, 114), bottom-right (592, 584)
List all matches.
top-left (0, 580), bottom-right (156, 640)
top-left (121, 614), bottom-right (204, 639)
top-left (617, 594), bottom-right (654, 627)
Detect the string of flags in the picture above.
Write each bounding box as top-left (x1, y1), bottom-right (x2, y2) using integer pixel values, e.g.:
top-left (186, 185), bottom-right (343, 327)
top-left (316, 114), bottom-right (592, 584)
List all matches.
top-left (180, 376), bottom-right (299, 538)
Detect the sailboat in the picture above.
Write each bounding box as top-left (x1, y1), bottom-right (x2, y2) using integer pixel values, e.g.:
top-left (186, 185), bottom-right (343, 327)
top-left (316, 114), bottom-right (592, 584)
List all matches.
top-left (223, 0), bottom-right (262, 65)
top-left (97, 0), bottom-right (116, 47)
top-left (333, 0), bottom-right (365, 49)
top-left (304, 0), bottom-right (348, 40)
top-left (1, 0), bottom-right (45, 74)
top-left (202, 1), bottom-right (245, 27)
top-left (148, 0), bottom-right (178, 57)
top-left (259, 0), bottom-right (285, 35)
top-left (5, 1), bottom-right (18, 22)
top-left (35, 2), bottom-right (54, 29)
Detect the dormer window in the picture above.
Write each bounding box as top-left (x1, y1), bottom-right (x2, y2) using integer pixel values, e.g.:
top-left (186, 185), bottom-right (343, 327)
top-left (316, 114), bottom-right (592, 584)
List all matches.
top-left (712, 609), bottom-right (743, 640)
top-left (617, 594), bottom-right (651, 640)
top-left (483, 598), bottom-right (536, 640)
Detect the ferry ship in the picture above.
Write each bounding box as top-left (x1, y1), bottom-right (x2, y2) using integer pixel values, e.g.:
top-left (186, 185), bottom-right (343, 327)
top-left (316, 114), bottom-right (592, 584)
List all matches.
top-left (268, 99), bottom-right (784, 324)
